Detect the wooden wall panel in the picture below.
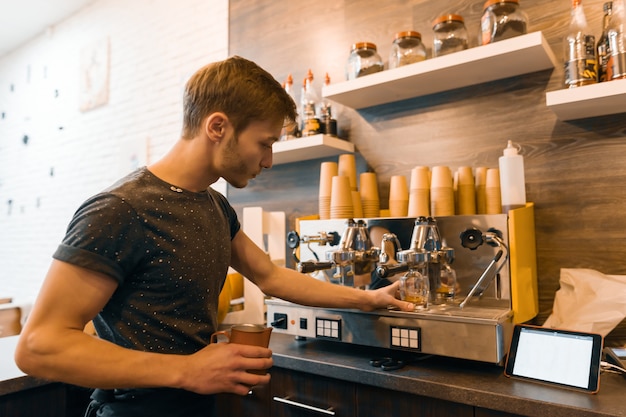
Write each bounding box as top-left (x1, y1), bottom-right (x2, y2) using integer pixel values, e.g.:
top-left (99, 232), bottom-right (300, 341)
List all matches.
top-left (228, 0), bottom-right (626, 342)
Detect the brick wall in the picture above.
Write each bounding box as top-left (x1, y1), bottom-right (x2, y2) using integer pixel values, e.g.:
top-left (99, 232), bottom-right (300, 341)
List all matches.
top-left (0, 0), bottom-right (228, 303)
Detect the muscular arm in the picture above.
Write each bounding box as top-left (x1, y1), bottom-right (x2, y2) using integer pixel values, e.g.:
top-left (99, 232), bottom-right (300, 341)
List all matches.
top-left (15, 260), bottom-right (272, 395)
top-left (230, 231), bottom-right (414, 312)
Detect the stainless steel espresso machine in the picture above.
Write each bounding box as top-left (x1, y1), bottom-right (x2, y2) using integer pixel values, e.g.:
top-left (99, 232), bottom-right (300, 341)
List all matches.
top-left (265, 204), bottom-right (538, 364)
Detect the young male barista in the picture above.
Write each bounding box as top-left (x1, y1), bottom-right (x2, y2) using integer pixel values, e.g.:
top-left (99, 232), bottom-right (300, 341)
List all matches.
top-left (15, 56), bottom-right (415, 417)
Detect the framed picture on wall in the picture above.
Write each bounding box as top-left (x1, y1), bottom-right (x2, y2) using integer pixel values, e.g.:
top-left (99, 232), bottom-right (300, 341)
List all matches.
top-left (79, 37), bottom-right (110, 112)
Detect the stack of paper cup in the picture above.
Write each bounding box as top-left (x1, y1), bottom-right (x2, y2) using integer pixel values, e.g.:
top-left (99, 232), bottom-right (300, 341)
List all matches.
top-left (430, 166), bottom-right (455, 216)
top-left (456, 166), bottom-right (476, 215)
top-left (351, 190), bottom-right (364, 218)
top-left (359, 172), bottom-right (380, 218)
top-left (408, 166), bottom-right (430, 217)
top-left (330, 175), bottom-right (354, 219)
top-left (318, 162), bottom-right (338, 220)
top-left (475, 167), bottom-right (488, 214)
top-left (485, 168), bottom-right (502, 214)
top-left (338, 154), bottom-right (358, 191)
top-left (389, 175), bottom-right (409, 217)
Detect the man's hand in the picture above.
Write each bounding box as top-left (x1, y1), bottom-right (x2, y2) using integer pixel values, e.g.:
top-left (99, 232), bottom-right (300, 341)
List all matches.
top-left (364, 280), bottom-right (415, 312)
top-left (178, 342), bottom-right (273, 395)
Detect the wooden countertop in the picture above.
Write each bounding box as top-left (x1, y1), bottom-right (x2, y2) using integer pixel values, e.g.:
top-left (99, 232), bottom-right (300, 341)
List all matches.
top-left (2, 333), bottom-right (625, 416)
top-left (269, 333), bottom-right (626, 417)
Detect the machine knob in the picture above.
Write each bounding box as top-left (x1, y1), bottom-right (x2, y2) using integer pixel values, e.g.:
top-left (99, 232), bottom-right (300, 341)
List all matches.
top-left (286, 231), bottom-right (300, 249)
top-left (459, 228), bottom-right (483, 250)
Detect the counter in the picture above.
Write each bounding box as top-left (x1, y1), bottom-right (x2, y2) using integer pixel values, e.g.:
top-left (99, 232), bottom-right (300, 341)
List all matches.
top-left (269, 333), bottom-right (626, 417)
top-left (2, 334), bottom-right (625, 417)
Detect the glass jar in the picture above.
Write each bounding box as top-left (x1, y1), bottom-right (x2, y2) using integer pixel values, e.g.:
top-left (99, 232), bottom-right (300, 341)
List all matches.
top-left (480, 0), bottom-right (528, 45)
top-left (345, 42), bottom-right (384, 80)
top-left (432, 14), bottom-right (470, 57)
top-left (399, 268), bottom-right (429, 310)
top-left (389, 31), bottom-right (427, 69)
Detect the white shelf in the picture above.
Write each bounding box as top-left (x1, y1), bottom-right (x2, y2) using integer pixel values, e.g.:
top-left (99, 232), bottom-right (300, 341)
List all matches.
top-left (272, 134), bottom-right (354, 165)
top-left (322, 31), bottom-right (558, 109)
top-left (546, 78), bottom-right (626, 120)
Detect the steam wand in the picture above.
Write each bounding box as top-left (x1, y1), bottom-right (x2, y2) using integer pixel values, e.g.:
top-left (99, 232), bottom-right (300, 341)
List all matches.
top-left (458, 228), bottom-right (509, 309)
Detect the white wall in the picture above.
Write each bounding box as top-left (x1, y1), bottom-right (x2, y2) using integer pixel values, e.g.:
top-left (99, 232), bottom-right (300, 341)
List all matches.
top-left (0, 0), bottom-right (229, 304)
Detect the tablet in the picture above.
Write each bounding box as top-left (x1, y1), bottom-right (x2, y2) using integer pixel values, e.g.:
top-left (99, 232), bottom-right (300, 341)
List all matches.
top-left (504, 324), bottom-right (603, 394)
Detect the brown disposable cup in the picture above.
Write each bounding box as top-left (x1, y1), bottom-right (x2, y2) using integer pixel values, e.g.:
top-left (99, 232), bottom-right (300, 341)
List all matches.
top-left (389, 175), bottom-right (409, 202)
top-left (409, 166), bottom-right (430, 190)
top-left (456, 167), bottom-right (476, 215)
top-left (211, 324), bottom-right (273, 374)
top-left (389, 199), bottom-right (409, 217)
top-left (408, 188), bottom-right (430, 217)
top-left (338, 154), bottom-right (357, 191)
top-left (485, 168), bottom-right (502, 214)
top-left (330, 175), bottom-right (354, 208)
top-left (430, 186), bottom-right (455, 216)
top-left (319, 162), bottom-right (338, 197)
top-left (351, 191), bottom-right (364, 218)
top-left (475, 167), bottom-right (488, 214)
top-left (359, 172), bottom-right (379, 201)
top-left (430, 166), bottom-right (453, 189)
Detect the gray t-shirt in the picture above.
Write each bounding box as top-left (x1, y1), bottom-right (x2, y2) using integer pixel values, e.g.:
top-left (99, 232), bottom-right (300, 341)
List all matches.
top-left (54, 167), bottom-right (240, 355)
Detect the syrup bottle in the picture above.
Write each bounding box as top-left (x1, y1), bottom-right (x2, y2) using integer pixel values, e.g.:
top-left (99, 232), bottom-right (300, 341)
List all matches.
top-left (564, 0), bottom-right (598, 88)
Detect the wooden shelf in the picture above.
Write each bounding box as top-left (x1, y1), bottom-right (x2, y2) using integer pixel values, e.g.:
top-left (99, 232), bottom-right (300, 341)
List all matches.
top-left (322, 31), bottom-right (558, 109)
top-left (272, 134), bottom-right (354, 165)
top-left (546, 78), bottom-right (626, 120)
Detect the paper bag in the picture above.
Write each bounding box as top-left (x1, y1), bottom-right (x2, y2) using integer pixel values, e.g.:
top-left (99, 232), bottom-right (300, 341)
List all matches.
top-left (543, 268), bottom-right (626, 336)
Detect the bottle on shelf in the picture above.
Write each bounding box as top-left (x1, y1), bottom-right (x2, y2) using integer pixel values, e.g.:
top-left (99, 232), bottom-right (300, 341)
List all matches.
top-left (564, 0), bottom-right (598, 88)
top-left (498, 140), bottom-right (526, 212)
top-left (280, 74), bottom-right (300, 141)
top-left (300, 70), bottom-right (322, 137)
top-left (597, 2), bottom-right (613, 82)
top-left (607, 0), bottom-right (626, 80)
top-left (320, 73), bottom-right (338, 136)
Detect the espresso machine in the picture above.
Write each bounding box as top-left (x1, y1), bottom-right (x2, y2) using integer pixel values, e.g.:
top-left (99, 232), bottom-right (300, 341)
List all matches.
top-left (265, 204), bottom-right (537, 364)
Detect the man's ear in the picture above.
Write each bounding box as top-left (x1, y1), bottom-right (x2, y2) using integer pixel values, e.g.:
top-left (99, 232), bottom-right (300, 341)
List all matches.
top-left (204, 112), bottom-right (229, 143)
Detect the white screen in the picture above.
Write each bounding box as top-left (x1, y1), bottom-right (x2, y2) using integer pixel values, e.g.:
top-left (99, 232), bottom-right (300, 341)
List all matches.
top-left (512, 328), bottom-right (594, 389)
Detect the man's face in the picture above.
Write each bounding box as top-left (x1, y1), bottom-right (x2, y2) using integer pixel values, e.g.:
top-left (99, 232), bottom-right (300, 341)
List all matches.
top-left (219, 119), bottom-right (282, 189)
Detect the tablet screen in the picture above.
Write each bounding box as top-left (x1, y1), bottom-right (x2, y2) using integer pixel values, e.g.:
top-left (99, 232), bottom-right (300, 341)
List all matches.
top-left (504, 325), bottom-right (603, 393)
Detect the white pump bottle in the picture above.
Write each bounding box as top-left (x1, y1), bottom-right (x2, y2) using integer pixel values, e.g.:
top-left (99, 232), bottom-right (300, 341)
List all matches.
top-left (498, 140), bottom-right (526, 212)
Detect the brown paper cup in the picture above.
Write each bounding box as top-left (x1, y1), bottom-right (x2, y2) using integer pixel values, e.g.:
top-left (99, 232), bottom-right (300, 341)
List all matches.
top-left (430, 166), bottom-right (453, 189)
top-left (389, 199), bottom-right (409, 217)
top-left (410, 166), bottom-right (430, 190)
top-left (338, 154), bottom-right (357, 191)
top-left (456, 167), bottom-right (476, 215)
top-left (430, 186), bottom-right (455, 216)
top-left (485, 168), bottom-right (502, 214)
top-left (319, 161), bottom-right (338, 198)
top-left (389, 175), bottom-right (409, 201)
top-left (359, 172), bottom-right (379, 201)
top-left (475, 167), bottom-right (488, 214)
top-left (352, 191), bottom-right (364, 218)
top-left (211, 324), bottom-right (273, 374)
top-left (408, 188), bottom-right (430, 217)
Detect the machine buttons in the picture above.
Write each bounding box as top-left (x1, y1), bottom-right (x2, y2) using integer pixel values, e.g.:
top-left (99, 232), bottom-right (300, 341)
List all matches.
top-left (390, 326), bottom-right (421, 350)
top-left (299, 318), bottom-right (308, 330)
top-left (316, 318), bottom-right (341, 340)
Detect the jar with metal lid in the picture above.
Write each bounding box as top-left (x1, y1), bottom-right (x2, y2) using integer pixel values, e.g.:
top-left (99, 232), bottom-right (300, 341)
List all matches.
top-left (432, 14), bottom-right (469, 58)
top-left (389, 31), bottom-right (427, 69)
top-left (480, 0), bottom-right (528, 45)
top-left (345, 42), bottom-right (384, 80)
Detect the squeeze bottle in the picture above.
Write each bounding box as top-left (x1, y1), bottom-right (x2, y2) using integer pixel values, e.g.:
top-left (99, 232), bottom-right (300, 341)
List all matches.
top-left (498, 140), bottom-right (526, 212)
